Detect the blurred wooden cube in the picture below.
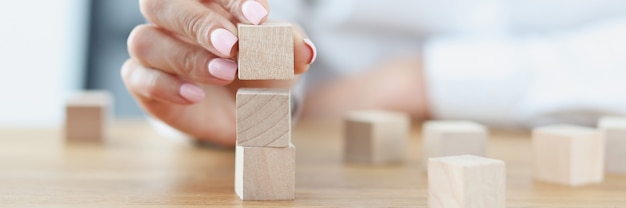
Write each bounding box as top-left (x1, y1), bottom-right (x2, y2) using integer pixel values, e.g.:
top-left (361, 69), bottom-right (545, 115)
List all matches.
top-left (64, 91), bottom-right (112, 143)
top-left (423, 121), bottom-right (487, 163)
top-left (599, 116), bottom-right (626, 174)
top-left (344, 110), bottom-right (410, 164)
top-left (428, 155), bottom-right (505, 208)
top-left (533, 124), bottom-right (604, 186)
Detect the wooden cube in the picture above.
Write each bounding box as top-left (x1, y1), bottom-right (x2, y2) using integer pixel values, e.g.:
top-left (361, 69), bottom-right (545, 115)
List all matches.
top-left (423, 121), bottom-right (487, 162)
top-left (236, 88), bottom-right (290, 147)
top-left (235, 143), bottom-right (295, 200)
top-left (64, 91), bottom-right (112, 143)
top-left (238, 23), bottom-right (294, 80)
top-left (599, 116), bottom-right (626, 174)
top-left (533, 124), bottom-right (604, 186)
top-left (344, 110), bottom-right (410, 164)
top-left (428, 155), bottom-right (505, 208)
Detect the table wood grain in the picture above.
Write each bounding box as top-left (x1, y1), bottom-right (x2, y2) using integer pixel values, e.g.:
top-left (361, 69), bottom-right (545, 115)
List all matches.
top-left (0, 119), bottom-right (625, 207)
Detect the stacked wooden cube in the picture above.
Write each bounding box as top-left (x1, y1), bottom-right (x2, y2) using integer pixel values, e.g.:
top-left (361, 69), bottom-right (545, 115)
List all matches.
top-left (234, 23), bottom-right (295, 201)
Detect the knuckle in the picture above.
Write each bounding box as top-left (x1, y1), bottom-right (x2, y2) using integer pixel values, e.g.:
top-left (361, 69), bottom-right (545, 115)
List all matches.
top-left (120, 59), bottom-right (135, 82)
top-left (127, 25), bottom-right (154, 59)
top-left (144, 71), bottom-right (164, 100)
top-left (222, 0), bottom-right (240, 14)
top-left (172, 45), bottom-right (214, 82)
top-left (139, 0), bottom-right (164, 20)
top-left (181, 50), bottom-right (214, 83)
top-left (180, 11), bottom-right (215, 45)
top-left (177, 48), bottom-right (197, 75)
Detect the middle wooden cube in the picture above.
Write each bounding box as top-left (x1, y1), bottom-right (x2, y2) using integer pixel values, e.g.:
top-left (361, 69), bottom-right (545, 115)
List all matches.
top-left (236, 88), bottom-right (291, 147)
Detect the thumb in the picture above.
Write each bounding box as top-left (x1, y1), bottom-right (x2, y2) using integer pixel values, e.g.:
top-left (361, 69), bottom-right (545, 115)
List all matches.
top-left (218, 0), bottom-right (270, 25)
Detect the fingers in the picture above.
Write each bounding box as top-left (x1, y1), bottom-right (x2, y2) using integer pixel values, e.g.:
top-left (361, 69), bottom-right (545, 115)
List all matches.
top-left (217, 0), bottom-right (270, 25)
top-left (139, 0), bottom-right (315, 81)
top-left (293, 25), bottom-right (317, 74)
top-left (128, 24), bottom-right (238, 84)
top-left (139, 0), bottom-right (314, 74)
top-left (139, 0), bottom-right (238, 57)
top-left (121, 59), bottom-right (206, 105)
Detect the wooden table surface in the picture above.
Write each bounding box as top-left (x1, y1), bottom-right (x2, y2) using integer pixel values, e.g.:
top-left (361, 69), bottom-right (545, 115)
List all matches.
top-left (1, 119), bottom-right (625, 207)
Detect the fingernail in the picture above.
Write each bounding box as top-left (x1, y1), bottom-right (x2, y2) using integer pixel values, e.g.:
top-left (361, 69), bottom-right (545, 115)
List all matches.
top-left (208, 58), bottom-right (237, 80)
top-left (242, 0), bottom-right (268, 25)
top-left (179, 83), bottom-right (205, 103)
top-left (304, 39), bottom-right (317, 64)
top-left (210, 28), bottom-right (238, 56)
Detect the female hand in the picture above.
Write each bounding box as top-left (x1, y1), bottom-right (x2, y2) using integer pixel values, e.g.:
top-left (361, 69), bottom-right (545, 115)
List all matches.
top-left (121, 0), bottom-right (316, 146)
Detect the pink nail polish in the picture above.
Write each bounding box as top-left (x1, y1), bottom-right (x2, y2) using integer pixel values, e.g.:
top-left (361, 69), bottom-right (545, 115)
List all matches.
top-left (179, 83), bottom-right (205, 103)
top-left (304, 38), bottom-right (317, 64)
top-left (242, 0), bottom-right (268, 25)
top-left (210, 28), bottom-right (238, 56)
top-left (208, 58), bottom-right (237, 81)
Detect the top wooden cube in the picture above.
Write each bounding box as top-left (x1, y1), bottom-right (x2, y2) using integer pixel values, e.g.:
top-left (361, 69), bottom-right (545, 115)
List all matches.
top-left (238, 23), bottom-right (294, 80)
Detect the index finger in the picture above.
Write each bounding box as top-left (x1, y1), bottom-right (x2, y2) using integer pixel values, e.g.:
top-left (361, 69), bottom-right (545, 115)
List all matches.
top-left (139, 0), bottom-right (239, 57)
top-left (217, 0), bottom-right (270, 25)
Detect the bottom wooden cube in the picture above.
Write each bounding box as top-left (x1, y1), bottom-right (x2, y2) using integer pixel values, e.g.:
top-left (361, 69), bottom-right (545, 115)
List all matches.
top-left (428, 155), bottom-right (505, 208)
top-left (533, 124), bottom-right (604, 186)
top-left (64, 91), bottom-right (112, 143)
top-left (235, 143), bottom-right (295, 200)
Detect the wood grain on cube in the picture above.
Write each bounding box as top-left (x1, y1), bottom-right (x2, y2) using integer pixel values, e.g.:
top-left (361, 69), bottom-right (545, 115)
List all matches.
top-left (533, 124), bottom-right (604, 186)
top-left (236, 88), bottom-right (291, 147)
top-left (428, 155), bottom-right (505, 208)
top-left (238, 23), bottom-right (294, 80)
top-left (344, 110), bottom-right (410, 164)
top-left (64, 91), bottom-right (112, 143)
top-left (599, 116), bottom-right (626, 174)
top-left (423, 121), bottom-right (487, 162)
top-left (235, 143), bottom-right (295, 200)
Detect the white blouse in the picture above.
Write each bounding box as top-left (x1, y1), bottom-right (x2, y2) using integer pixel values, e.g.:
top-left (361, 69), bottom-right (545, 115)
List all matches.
top-left (271, 0), bottom-right (626, 128)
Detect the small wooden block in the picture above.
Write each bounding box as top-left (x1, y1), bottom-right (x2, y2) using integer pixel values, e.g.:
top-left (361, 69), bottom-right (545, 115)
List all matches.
top-left (428, 155), bottom-right (506, 208)
top-left (599, 116), bottom-right (626, 174)
top-left (344, 110), bottom-right (410, 164)
top-left (236, 88), bottom-right (291, 147)
top-left (423, 121), bottom-right (487, 162)
top-left (533, 124), bottom-right (604, 186)
top-left (238, 23), bottom-right (294, 80)
top-left (235, 143), bottom-right (296, 200)
top-left (64, 91), bottom-right (112, 143)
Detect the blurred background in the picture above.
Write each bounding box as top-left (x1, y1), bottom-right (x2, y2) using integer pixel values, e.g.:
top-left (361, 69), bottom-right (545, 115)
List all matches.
top-left (1, 0), bottom-right (626, 127)
top-left (0, 0), bottom-right (143, 126)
